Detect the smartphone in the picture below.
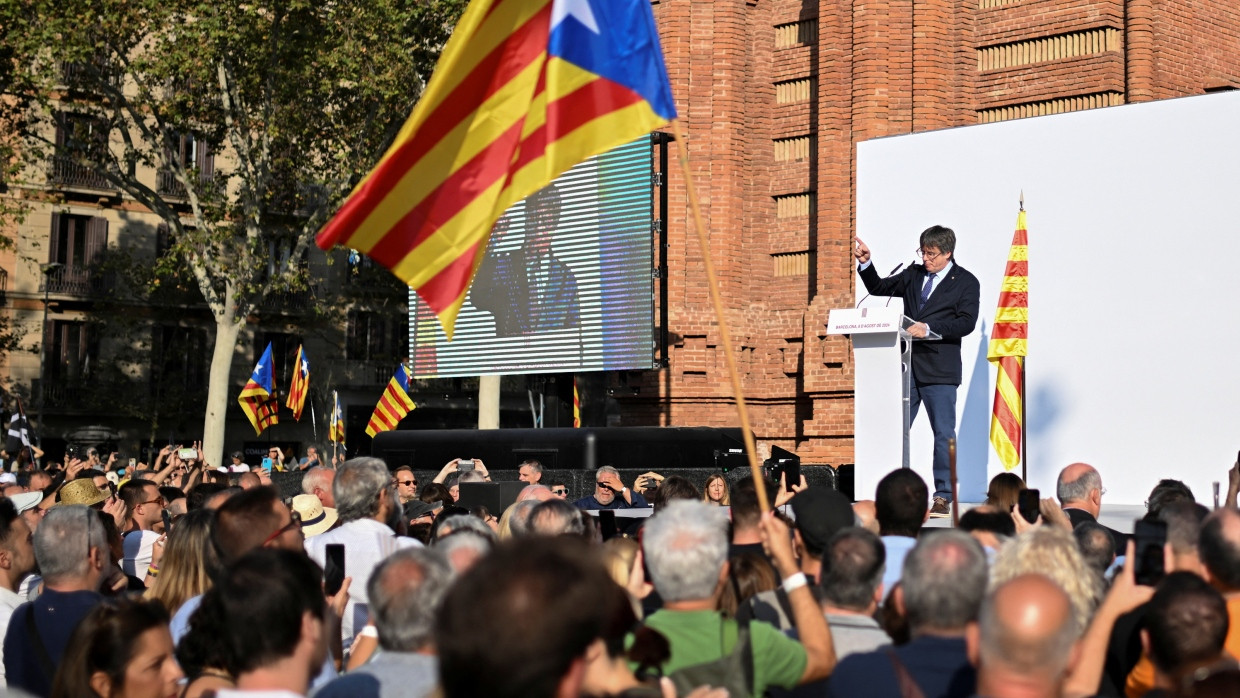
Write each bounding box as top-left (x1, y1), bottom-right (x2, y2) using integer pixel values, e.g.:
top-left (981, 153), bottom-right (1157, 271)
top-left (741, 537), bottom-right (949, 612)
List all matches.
top-left (1133, 519), bottom-right (1168, 586)
top-left (161, 509), bottom-right (172, 533)
top-left (598, 510), bottom-right (618, 541)
top-left (128, 458), bottom-right (136, 468)
top-left (1018, 489), bottom-right (1041, 524)
top-left (783, 460), bottom-right (802, 491)
top-left (324, 544), bottom-right (346, 596)
top-left (261, 457), bottom-right (273, 472)
top-left (458, 459), bottom-right (475, 471)
top-left (177, 448), bottom-right (197, 461)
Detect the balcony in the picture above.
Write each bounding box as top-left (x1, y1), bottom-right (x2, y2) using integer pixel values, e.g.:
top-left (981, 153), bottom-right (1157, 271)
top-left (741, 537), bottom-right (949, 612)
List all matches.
top-left (41, 264), bottom-right (107, 296)
top-left (156, 170), bottom-right (187, 199)
top-left (325, 359), bottom-right (395, 387)
top-left (49, 156), bottom-right (111, 191)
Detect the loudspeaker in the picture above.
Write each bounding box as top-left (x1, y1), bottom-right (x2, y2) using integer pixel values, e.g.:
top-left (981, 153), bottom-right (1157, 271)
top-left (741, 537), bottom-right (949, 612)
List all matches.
top-left (457, 481), bottom-right (527, 514)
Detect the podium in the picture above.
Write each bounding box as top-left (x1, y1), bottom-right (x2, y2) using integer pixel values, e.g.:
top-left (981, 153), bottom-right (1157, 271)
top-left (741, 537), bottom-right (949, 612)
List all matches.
top-left (826, 307), bottom-right (939, 501)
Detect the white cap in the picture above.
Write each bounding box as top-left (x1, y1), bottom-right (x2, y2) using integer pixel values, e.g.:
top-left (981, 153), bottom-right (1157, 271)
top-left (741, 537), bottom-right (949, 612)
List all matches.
top-left (0, 473), bottom-right (16, 485)
top-left (10, 491), bottom-right (43, 514)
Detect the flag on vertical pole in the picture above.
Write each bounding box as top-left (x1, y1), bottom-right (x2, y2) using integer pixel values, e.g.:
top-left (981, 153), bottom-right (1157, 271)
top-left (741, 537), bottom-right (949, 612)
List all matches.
top-left (365, 365), bottom-right (417, 437)
top-left (239, 343), bottom-right (280, 436)
top-left (6, 399), bottom-right (31, 457)
top-left (572, 377), bottom-right (580, 428)
top-left (329, 390), bottom-right (346, 446)
top-left (988, 209), bottom-right (1028, 471)
top-left (314, 0), bottom-right (679, 339)
top-left (287, 344), bottom-right (310, 421)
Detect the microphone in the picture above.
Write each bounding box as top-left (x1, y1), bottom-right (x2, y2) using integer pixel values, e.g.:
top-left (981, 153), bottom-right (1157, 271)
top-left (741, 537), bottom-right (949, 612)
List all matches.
top-left (856, 262), bottom-right (905, 307)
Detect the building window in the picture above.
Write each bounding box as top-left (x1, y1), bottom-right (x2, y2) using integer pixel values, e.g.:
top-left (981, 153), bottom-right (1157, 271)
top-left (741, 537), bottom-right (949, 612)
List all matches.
top-left (46, 213), bottom-right (107, 295)
top-left (46, 320), bottom-right (95, 383)
top-left (152, 326), bottom-right (209, 394)
top-left (157, 131), bottom-right (215, 198)
top-left (254, 332), bottom-right (302, 386)
top-left (346, 311), bottom-right (408, 362)
top-left (51, 112), bottom-right (111, 190)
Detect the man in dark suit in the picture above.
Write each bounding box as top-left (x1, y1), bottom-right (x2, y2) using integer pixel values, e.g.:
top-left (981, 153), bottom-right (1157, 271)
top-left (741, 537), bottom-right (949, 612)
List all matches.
top-left (854, 226), bottom-right (980, 517)
top-left (471, 184), bottom-right (580, 336)
top-left (1057, 462), bottom-right (1129, 549)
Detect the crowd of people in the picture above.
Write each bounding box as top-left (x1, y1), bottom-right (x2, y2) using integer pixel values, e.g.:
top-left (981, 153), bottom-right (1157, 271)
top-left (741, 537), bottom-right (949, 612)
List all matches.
top-left (0, 442), bottom-right (1235, 698)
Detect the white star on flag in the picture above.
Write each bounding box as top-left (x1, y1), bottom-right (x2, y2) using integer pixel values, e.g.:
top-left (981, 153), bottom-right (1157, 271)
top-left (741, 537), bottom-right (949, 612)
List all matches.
top-left (551, 0), bottom-right (599, 33)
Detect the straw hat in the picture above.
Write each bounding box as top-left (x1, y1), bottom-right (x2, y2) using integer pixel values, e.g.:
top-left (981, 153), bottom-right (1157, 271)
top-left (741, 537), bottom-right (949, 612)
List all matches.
top-left (290, 494), bottom-right (338, 537)
top-left (57, 479), bottom-right (109, 507)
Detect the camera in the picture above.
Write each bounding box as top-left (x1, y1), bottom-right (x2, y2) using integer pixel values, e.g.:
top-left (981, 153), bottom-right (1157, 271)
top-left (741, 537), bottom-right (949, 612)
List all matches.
top-left (458, 459), bottom-right (475, 471)
top-left (65, 444), bottom-right (81, 461)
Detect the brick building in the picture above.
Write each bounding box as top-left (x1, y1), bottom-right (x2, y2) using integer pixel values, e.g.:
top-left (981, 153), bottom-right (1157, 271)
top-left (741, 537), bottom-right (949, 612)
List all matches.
top-left (615, 0), bottom-right (1240, 465)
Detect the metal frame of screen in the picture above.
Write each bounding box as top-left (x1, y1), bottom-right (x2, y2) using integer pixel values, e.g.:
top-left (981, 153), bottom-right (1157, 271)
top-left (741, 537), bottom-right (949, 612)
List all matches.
top-left (408, 135), bottom-right (663, 378)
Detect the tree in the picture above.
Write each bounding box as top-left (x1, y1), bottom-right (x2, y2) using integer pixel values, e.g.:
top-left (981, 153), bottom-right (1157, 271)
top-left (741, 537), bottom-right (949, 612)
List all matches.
top-left (0, 0), bottom-right (465, 466)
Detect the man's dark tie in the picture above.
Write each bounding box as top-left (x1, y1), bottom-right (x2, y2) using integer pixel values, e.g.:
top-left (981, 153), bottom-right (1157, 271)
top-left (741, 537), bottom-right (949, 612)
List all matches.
top-left (920, 273), bottom-right (936, 307)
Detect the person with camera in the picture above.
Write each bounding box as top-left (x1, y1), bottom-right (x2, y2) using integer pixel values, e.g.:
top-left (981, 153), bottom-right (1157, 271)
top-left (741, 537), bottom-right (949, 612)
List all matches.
top-left (572, 466), bottom-right (648, 510)
top-left (431, 457), bottom-right (489, 485)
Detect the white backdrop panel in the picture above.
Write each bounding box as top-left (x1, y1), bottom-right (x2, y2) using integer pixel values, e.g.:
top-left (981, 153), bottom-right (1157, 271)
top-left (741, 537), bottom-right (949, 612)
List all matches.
top-left (855, 91), bottom-right (1240, 506)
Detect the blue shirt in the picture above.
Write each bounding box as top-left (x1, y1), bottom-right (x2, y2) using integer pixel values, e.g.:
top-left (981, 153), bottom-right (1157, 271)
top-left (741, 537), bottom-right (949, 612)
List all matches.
top-left (4, 588), bottom-right (103, 697)
top-left (828, 635), bottom-right (974, 698)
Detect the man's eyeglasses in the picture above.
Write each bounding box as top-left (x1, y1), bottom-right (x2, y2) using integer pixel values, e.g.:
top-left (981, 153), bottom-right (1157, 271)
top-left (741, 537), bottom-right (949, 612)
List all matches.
top-left (916, 248), bottom-right (945, 262)
top-left (262, 510), bottom-right (302, 546)
top-left (138, 495), bottom-right (165, 508)
top-left (397, 480), bottom-right (415, 487)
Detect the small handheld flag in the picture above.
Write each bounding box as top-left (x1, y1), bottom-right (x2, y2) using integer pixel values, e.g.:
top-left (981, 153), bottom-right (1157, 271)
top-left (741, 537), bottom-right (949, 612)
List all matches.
top-left (989, 209), bottom-right (1028, 471)
top-left (365, 365), bottom-right (416, 437)
top-left (6, 399), bottom-right (31, 459)
top-left (315, 0), bottom-right (678, 339)
top-left (329, 390), bottom-right (346, 445)
top-left (287, 344), bottom-right (310, 421)
top-left (239, 343), bottom-right (280, 436)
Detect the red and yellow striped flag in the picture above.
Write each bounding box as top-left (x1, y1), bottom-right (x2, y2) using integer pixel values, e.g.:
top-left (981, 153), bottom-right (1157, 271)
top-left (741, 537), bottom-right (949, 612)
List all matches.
top-left (286, 344), bottom-right (310, 421)
top-left (315, 0), bottom-right (678, 339)
top-left (572, 377), bottom-right (580, 428)
top-left (988, 209), bottom-right (1028, 471)
top-left (365, 365), bottom-right (417, 437)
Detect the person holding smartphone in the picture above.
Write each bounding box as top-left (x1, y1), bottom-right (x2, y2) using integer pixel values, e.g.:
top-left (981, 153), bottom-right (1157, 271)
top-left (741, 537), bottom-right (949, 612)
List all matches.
top-left (571, 466), bottom-right (648, 510)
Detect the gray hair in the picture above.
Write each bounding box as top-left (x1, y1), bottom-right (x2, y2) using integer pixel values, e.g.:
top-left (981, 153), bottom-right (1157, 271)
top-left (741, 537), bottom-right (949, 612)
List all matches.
top-left (596, 465), bottom-right (620, 480)
top-left (301, 466), bottom-right (334, 496)
top-left (902, 529), bottom-right (988, 632)
top-left (508, 499), bottom-right (542, 537)
top-left (435, 515), bottom-right (494, 541)
top-left (436, 530), bottom-right (494, 573)
top-left (529, 499), bottom-right (584, 536)
top-left (520, 459), bottom-right (543, 474)
top-left (36, 505), bottom-right (108, 585)
top-left (820, 528), bottom-right (886, 611)
top-left (333, 458), bottom-right (391, 523)
top-left (459, 471), bottom-right (487, 484)
top-left (367, 547), bottom-right (453, 652)
top-left (642, 500), bottom-right (729, 603)
top-left (1056, 467), bottom-right (1101, 505)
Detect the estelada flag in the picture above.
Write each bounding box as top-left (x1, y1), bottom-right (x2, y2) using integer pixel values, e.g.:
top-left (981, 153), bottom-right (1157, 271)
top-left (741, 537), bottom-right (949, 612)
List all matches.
top-left (287, 344), bottom-right (310, 421)
top-left (329, 389), bottom-right (346, 445)
top-left (239, 343), bottom-right (280, 436)
top-left (365, 365), bottom-right (416, 437)
top-left (988, 209), bottom-right (1028, 471)
top-left (315, 0), bottom-right (678, 339)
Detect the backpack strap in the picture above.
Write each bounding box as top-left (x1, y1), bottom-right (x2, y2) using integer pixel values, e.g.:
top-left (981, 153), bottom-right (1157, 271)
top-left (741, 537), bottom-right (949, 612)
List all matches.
top-left (24, 603), bottom-right (55, 683)
top-left (884, 648), bottom-right (927, 698)
top-left (736, 613), bottom-right (755, 695)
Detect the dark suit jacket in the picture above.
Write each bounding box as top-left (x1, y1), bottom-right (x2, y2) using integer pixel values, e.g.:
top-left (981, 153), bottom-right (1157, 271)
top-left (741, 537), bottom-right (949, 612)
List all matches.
top-left (858, 260), bottom-right (980, 385)
top-left (1065, 507), bottom-right (1131, 551)
top-left (472, 248), bottom-right (580, 336)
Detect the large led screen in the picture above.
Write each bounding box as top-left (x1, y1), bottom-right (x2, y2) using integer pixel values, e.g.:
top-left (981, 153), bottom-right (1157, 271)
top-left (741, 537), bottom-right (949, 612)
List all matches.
top-left (409, 136), bottom-right (658, 378)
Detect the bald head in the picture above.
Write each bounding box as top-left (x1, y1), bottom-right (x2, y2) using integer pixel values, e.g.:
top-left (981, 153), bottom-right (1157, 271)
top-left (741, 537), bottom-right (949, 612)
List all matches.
top-left (1056, 463), bottom-right (1103, 514)
top-left (977, 574), bottom-right (1079, 688)
top-left (517, 484), bottom-right (554, 502)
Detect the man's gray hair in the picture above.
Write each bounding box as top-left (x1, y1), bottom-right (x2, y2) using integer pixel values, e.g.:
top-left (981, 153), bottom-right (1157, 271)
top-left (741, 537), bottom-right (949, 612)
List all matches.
top-left (1056, 467), bottom-right (1102, 504)
top-left (435, 515), bottom-right (494, 540)
top-left (36, 505), bottom-right (108, 585)
top-left (508, 499), bottom-right (542, 537)
top-left (643, 500), bottom-right (728, 603)
top-left (529, 499), bottom-right (584, 536)
top-left (902, 529), bottom-right (988, 632)
top-left (820, 527), bottom-right (886, 611)
top-left (520, 459), bottom-right (543, 473)
top-left (596, 465), bottom-right (620, 479)
top-left (367, 547), bottom-right (453, 652)
top-left (436, 530), bottom-right (494, 573)
top-left (333, 458), bottom-right (391, 523)
top-left (301, 466), bottom-right (333, 496)
top-left (459, 470), bottom-right (487, 484)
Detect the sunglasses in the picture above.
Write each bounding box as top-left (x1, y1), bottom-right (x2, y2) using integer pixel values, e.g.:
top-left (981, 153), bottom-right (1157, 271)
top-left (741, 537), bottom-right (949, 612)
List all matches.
top-left (552, 488), bottom-right (567, 495)
top-left (261, 510), bottom-right (303, 546)
top-left (397, 480), bottom-right (416, 487)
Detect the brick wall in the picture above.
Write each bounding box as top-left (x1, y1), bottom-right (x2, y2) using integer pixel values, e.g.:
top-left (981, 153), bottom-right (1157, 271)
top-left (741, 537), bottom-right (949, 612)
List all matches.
top-left (623, 0), bottom-right (1240, 466)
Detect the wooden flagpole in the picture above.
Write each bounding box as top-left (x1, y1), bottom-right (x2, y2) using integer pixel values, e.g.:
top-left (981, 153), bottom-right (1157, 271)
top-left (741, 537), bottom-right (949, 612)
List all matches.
top-left (670, 120), bottom-right (770, 512)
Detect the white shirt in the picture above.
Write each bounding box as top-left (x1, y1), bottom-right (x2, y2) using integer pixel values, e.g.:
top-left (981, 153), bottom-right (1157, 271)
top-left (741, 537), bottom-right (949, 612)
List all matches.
top-left (123, 529), bottom-right (159, 579)
top-left (304, 518), bottom-right (419, 649)
top-left (0, 586), bottom-right (23, 686)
